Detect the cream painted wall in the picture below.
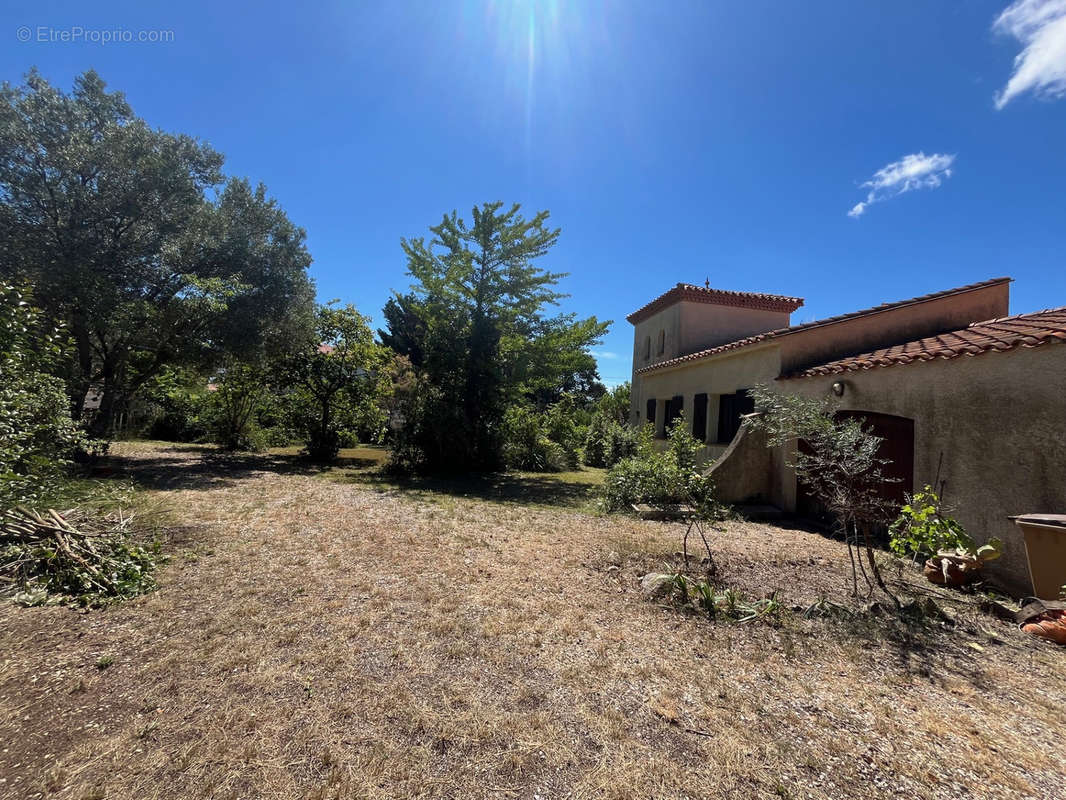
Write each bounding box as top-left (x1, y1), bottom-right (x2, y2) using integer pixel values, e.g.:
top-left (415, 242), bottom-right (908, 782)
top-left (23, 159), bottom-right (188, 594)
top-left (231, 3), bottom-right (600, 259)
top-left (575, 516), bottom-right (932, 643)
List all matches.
top-left (777, 282), bottom-right (1009, 374)
top-left (633, 343), bottom-right (783, 462)
top-left (629, 298), bottom-right (793, 425)
top-left (781, 345), bottom-right (1066, 593)
top-left (677, 301), bottom-right (791, 357)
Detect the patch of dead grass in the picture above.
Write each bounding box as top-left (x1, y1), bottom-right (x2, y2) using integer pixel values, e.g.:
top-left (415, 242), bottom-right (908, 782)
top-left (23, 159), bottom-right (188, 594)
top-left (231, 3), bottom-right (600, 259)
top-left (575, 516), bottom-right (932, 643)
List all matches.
top-left (0, 443), bottom-right (1063, 800)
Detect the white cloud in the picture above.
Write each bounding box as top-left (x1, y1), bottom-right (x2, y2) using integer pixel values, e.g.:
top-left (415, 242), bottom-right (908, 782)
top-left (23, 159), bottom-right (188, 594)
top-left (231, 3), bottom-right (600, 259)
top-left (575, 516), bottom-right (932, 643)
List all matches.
top-left (593, 350), bottom-right (618, 360)
top-left (993, 0), bottom-right (1066, 109)
top-left (847, 152), bottom-right (955, 218)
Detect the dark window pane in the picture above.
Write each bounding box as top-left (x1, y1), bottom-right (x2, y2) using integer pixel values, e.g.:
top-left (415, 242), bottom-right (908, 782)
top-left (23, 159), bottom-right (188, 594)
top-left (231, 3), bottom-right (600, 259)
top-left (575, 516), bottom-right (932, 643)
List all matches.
top-left (717, 389), bottom-right (754, 444)
top-left (665, 395), bottom-right (683, 432)
top-left (693, 393), bottom-right (708, 443)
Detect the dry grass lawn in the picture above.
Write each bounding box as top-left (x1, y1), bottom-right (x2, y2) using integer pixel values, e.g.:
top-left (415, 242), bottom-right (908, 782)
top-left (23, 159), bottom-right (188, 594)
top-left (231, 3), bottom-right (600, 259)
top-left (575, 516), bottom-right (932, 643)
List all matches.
top-left (1, 442), bottom-right (1064, 800)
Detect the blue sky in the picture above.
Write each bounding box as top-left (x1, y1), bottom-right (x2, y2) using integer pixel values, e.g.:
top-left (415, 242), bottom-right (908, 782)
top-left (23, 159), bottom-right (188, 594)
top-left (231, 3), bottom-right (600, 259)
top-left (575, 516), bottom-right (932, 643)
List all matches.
top-left (3, 1), bottom-right (1065, 386)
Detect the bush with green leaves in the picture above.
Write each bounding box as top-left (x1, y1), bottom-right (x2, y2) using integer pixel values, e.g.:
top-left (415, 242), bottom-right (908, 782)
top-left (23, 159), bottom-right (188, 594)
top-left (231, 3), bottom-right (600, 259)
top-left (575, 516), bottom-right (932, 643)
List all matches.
top-left (501, 405), bottom-right (569, 472)
top-left (141, 368), bottom-right (210, 442)
top-left (0, 284), bottom-right (87, 508)
top-left (888, 485), bottom-right (969, 559)
top-left (889, 485), bottom-right (1002, 565)
top-left (584, 416), bottom-right (638, 468)
top-left (583, 384), bottom-right (635, 468)
top-left (602, 416), bottom-right (717, 513)
top-left (541, 395), bottom-right (583, 469)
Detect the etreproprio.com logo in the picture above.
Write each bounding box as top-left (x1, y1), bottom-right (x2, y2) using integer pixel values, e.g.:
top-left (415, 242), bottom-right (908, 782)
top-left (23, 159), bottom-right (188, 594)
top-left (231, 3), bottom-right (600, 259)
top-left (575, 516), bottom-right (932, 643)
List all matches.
top-left (16, 25), bottom-right (175, 44)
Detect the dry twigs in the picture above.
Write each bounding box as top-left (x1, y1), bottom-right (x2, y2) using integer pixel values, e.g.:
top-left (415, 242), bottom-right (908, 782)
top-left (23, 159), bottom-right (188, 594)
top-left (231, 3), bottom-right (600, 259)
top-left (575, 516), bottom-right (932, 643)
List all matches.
top-left (0, 505), bottom-right (160, 605)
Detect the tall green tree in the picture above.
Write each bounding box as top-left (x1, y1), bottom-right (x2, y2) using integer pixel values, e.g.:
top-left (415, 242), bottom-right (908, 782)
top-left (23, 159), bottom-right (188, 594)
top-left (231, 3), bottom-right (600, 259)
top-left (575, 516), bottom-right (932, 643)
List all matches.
top-left (377, 292), bottom-right (426, 367)
top-left (0, 70), bottom-right (314, 435)
top-left (287, 304), bottom-right (389, 462)
top-left (394, 202), bottom-right (608, 472)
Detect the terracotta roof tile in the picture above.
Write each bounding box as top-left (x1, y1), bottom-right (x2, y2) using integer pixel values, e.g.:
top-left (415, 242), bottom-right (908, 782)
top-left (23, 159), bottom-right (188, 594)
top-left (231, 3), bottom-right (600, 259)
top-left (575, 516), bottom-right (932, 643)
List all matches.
top-left (785, 307), bottom-right (1066, 378)
top-left (636, 277), bottom-right (1011, 375)
top-left (626, 283), bottom-right (804, 324)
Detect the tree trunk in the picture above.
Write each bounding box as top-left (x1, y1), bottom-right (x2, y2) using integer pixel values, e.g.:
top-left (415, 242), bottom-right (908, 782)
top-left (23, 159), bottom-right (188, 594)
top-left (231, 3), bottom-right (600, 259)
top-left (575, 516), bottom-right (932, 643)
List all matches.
top-left (69, 312), bottom-right (94, 422)
top-left (861, 525), bottom-right (900, 608)
top-left (92, 366), bottom-right (118, 439)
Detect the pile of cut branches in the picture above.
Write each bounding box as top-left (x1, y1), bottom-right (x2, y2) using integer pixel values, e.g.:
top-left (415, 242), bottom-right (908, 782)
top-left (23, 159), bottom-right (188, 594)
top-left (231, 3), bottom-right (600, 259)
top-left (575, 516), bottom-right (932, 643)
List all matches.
top-left (0, 506), bottom-right (161, 606)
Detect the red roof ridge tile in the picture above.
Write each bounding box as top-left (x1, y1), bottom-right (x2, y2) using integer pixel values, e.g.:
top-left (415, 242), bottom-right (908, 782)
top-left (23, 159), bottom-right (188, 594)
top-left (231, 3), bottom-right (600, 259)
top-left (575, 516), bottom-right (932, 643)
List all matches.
top-left (626, 283), bottom-right (804, 324)
top-left (967, 305), bottom-right (1066, 326)
top-left (783, 305), bottom-right (1066, 379)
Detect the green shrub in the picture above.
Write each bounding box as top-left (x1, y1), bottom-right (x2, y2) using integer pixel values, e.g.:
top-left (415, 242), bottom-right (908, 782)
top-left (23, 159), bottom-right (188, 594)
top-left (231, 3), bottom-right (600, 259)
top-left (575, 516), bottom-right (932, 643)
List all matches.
top-left (584, 416), bottom-right (638, 468)
top-left (140, 368), bottom-right (210, 442)
top-left (0, 285), bottom-right (87, 508)
top-left (541, 395), bottom-right (582, 469)
top-left (501, 405), bottom-right (569, 472)
top-left (889, 484), bottom-right (1002, 565)
top-left (602, 416), bottom-right (716, 513)
top-left (888, 485), bottom-right (970, 559)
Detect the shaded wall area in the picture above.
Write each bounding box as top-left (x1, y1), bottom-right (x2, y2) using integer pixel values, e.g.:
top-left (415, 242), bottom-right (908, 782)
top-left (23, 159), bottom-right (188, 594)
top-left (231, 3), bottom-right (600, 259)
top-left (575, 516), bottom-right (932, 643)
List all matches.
top-left (780, 345), bottom-right (1066, 593)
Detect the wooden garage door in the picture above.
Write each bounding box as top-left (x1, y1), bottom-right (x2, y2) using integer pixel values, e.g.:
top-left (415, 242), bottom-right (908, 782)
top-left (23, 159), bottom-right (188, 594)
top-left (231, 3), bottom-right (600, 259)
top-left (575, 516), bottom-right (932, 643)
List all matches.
top-left (797, 411), bottom-right (914, 516)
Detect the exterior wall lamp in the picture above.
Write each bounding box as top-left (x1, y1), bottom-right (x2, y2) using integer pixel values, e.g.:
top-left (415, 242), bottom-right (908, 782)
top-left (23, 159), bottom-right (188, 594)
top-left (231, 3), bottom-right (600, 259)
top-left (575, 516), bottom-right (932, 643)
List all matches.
top-left (831, 381), bottom-right (845, 397)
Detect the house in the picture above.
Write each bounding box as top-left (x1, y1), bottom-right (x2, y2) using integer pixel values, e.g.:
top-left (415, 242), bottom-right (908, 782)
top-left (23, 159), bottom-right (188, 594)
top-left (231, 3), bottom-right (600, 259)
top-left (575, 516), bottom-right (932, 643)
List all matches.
top-left (628, 278), bottom-right (1066, 592)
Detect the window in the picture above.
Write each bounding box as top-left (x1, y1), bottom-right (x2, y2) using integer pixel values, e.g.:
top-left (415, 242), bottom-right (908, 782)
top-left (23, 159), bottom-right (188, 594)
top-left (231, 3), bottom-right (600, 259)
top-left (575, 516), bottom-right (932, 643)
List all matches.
top-left (657, 329), bottom-right (665, 356)
top-left (692, 393), bottom-right (708, 443)
top-left (643, 336), bottom-right (651, 361)
top-left (646, 398), bottom-right (656, 431)
top-left (717, 389), bottom-right (755, 444)
top-left (664, 395), bottom-right (683, 435)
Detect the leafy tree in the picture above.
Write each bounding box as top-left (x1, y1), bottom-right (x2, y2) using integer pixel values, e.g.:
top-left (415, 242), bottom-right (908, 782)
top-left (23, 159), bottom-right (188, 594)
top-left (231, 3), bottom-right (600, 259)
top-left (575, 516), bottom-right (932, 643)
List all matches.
top-left (203, 359), bottom-right (271, 451)
top-left (500, 405), bottom-right (569, 472)
top-left (0, 284), bottom-right (85, 507)
top-left (597, 382), bottom-right (631, 425)
top-left (394, 202), bottom-right (608, 472)
top-left (500, 394), bottom-right (584, 472)
top-left (377, 292), bottom-right (427, 368)
top-left (584, 383), bottom-right (635, 468)
top-left (0, 70), bottom-right (314, 435)
top-left (745, 385), bottom-right (898, 604)
top-left (287, 304), bottom-right (389, 462)
top-left (140, 366), bottom-right (210, 442)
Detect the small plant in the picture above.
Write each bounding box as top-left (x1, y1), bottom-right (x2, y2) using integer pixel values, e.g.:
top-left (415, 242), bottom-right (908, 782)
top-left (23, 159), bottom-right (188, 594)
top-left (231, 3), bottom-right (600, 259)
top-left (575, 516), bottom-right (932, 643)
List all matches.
top-left (670, 572), bottom-right (692, 602)
top-left (95, 655), bottom-right (114, 670)
top-left (803, 595), bottom-right (853, 619)
top-left (662, 573), bottom-right (783, 624)
top-left (889, 485), bottom-right (969, 559)
top-left (889, 486), bottom-right (1002, 587)
top-left (694, 581), bottom-right (717, 620)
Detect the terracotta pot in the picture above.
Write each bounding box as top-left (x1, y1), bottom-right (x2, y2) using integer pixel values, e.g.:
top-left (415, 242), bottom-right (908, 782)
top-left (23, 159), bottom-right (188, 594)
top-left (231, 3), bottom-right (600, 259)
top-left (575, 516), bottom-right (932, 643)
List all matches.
top-left (923, 554), bottom-right (980, 588)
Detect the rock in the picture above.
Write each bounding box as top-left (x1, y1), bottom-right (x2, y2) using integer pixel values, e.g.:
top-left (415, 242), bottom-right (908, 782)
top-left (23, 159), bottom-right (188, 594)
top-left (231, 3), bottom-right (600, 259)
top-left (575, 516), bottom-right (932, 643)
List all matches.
top-left (866, 601), bottom-right (887, 616)
top-left (640, 573), bottom-right (675, 598)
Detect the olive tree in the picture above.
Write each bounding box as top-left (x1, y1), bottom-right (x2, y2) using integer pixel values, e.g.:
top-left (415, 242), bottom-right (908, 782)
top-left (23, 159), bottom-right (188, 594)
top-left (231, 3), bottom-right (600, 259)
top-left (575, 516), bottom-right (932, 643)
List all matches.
top-left (745, 385), bottom-right (898, 604)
